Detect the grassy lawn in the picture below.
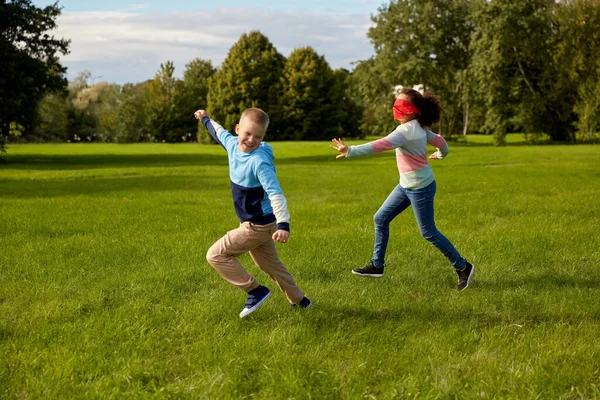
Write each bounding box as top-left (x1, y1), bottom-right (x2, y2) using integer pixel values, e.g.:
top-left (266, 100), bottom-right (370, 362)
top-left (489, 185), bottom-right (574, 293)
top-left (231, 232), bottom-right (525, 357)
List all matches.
top-left (1, 137), bottom-right (600, 398)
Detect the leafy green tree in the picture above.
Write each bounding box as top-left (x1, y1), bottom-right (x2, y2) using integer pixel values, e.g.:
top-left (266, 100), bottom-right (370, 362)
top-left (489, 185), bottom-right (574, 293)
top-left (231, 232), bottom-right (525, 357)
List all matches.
top-left (0, 0), bottom-right (70, 152)
top-left (176, 58), bottom-right (215, 143)
top-left (145, 61), bottom-right (178, 142)
top-left (95, 83), bottom-right (121, 142)
top-left (206, 31), bottom-right (285, 142)
top-left (367, 0), bottom-right (473, 138)
top-left (66, 71), bottom-right (97, 141)
top-left (470, 0), bottom-right (579, 144)
top-left (555, 0), bottom-right (600, 141)
top-left (33, 92), bottom-right (69, 141)
top-left (332, 68), bottom-right (364, 139)
top-left (117, 81), bottom-right (151, 142)
top-left (279, 47), bottom-right (342, 140)
top-left (348, 58), bottom-right (397, 137)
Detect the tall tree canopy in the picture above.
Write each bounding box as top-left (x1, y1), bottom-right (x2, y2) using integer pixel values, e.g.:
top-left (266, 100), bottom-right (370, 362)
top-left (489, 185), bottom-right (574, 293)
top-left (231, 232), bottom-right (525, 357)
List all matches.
top-left (206, 31), bottom-right (285, 141)
top-left (0, 0), bottom-right (70, 151)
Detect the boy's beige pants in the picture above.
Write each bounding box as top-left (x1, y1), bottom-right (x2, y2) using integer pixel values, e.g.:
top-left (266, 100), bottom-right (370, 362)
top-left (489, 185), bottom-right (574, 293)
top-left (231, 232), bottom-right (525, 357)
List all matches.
top-left (206, 221), bottom-right (304, 304)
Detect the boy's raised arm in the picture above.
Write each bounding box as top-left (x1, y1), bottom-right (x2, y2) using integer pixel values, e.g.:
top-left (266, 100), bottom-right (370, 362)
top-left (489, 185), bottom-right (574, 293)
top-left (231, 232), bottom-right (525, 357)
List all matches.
top-left (194, 109), bottom-right (234, 150)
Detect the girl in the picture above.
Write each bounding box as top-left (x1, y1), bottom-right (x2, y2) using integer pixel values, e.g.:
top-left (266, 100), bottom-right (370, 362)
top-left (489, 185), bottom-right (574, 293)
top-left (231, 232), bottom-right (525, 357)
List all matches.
top-left (330, 88), bottom-right (474, 290)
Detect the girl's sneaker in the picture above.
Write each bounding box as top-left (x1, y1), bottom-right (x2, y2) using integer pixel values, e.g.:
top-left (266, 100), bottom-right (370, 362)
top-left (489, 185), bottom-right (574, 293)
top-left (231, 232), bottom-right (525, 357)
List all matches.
top-left (352, 263), bottom-right (384, 278)
top-left (239, 285), bottom-right (271, 318)
top-left (456, 262), bottom-right (475, 291)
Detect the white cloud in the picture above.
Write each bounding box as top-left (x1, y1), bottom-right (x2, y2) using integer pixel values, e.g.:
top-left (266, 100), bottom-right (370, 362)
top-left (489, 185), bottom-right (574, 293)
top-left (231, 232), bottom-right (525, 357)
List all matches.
top-left (51, 8), bottom-right (374, 84)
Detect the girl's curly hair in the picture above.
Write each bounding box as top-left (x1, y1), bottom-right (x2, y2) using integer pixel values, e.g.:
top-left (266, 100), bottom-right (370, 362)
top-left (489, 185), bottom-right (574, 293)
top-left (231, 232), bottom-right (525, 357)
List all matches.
top-left (399, 88), bottom-right (442, 127)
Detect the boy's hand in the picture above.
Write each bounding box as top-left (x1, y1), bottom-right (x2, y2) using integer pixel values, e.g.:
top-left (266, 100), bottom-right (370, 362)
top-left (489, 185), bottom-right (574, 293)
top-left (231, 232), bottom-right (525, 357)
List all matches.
top-left (194, 110), bottom-right (208, 120)
top-left (272, 230), bottom-right (289, 243)
top-left (429, 151), bottom-right (440, 159)
top-left (330, 138), bottom-right (348, 158)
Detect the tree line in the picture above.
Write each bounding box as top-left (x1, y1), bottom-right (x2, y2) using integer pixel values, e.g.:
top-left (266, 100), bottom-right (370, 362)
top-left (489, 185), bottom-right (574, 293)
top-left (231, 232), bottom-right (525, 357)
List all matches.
top-left (2, 0), bottom-right (599, 152)
top-left (32, 32), bottom-right (362, 145)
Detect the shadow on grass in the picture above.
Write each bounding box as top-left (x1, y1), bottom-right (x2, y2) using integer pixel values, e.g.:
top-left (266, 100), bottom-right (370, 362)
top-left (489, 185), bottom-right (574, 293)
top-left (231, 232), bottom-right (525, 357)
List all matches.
top-left (309, 294), bottom-right (600, 327)
top-left (475, 273), bottom-right (600, 290)
top-left (1, 153), bottom-right (229, 170)
top-left (1, 152), bottom-right (349, 170)
top-left (0, 152), bottom-right (374, 174)
top-left (0, 175), bottom-right (226, 199)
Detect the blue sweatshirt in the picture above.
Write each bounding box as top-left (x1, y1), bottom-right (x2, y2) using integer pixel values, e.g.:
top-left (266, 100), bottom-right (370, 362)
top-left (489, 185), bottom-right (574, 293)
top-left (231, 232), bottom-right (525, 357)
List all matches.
top-left (202, 116), bottom-right (290, 232)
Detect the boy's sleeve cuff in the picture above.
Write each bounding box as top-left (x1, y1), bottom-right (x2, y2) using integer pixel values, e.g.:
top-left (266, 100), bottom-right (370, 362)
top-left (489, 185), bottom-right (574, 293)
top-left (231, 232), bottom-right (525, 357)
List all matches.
top-left (277, 222), bottom-right (290, 232)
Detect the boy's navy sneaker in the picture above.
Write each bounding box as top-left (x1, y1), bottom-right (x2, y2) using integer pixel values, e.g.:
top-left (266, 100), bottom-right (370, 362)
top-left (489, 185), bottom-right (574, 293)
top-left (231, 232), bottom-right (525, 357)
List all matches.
top-left (239, 285), bottom-right (271, 318)
top-left (457, 261), bottom-right (475, 291)
top-left (352, 263), bottom-right (384, 278)
top-left (289, 296), bottom-right (313, 310)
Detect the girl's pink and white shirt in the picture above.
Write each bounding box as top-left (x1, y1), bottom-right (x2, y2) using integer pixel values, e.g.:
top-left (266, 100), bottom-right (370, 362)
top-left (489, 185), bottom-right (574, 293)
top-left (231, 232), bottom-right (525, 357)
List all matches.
top-left (346, 119), bottom-right (449, 190)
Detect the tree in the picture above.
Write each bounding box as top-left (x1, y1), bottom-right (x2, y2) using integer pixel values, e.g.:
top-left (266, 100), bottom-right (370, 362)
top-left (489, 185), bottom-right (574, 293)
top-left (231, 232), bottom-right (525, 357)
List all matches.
top-left (348, 58), bottom-right (397, 137)
top-left (145, 61), bottom-right (178, 142)
top-left (0, 0), bottom-right (70, 152)
top-left (206, 31), bottom-right (285, 142)
top-left (95, 83), bottom-right (121, 142)
top-left (279, 47), bottom-right (344, 140)
top-left (117, 81), bottom-right (151, 143)
top-left (176, 58), bottom-right (215, 143)
top-left (66, 71), bottom-right (97, 142)
top-left (66, 74), bottom-right (121, 142)
top-left (555, 0), bottom-right (600, 141)
top-left (470, 0), bottom-right (579, 144)
top-left (331, 68), bottom-right (364, 139)
top-left (33, 91), bottom-right (69, 141)
top-left (366, 0), bottom-right (473, 138)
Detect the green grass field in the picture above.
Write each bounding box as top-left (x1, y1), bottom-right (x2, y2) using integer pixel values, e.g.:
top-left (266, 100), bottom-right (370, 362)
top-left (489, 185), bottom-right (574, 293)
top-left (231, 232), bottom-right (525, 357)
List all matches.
top-left (1, 136), bottom-right (600, 399)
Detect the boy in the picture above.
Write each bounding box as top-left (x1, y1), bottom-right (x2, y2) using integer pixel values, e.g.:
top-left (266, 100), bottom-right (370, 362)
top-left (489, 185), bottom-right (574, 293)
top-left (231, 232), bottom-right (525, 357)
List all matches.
top-left (194, 108), bottom-right (312, 318)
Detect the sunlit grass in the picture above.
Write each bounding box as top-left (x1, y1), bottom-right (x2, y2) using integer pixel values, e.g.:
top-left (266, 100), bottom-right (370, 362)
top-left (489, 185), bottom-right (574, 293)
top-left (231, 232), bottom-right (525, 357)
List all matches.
top-left (1, 141), bottom-right (599, 398)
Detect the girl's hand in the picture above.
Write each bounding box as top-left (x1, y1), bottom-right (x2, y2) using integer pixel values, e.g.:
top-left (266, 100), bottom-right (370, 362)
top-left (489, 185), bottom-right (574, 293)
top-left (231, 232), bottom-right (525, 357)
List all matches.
top-left (330, 138), bottom-right (348, 159)
top-left (429, 151), bottom-right (440, 159)
top-left (272, 230), bottom-right (289, 243)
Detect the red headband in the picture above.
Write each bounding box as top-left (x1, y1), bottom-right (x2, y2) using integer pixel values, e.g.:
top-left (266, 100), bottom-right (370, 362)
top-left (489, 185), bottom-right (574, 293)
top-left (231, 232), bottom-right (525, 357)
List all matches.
top-left (393, 99), bottom-right (421, 120)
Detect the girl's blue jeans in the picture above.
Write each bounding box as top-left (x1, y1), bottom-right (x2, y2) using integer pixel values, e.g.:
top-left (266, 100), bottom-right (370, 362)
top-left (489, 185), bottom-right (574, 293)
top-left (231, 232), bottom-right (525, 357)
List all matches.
top-left (371, 180), bottom-right (466, 271)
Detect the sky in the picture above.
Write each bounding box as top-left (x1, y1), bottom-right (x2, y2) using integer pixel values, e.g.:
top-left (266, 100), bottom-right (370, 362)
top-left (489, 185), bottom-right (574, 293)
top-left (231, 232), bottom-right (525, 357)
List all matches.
top-left (32, 0), bottom-right (382, 84)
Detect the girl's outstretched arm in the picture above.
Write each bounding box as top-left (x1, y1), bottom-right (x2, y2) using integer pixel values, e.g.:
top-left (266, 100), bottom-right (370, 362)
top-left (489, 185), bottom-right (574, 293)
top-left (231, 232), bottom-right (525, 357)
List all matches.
top-left (331, 125), bottom-right (410, 159)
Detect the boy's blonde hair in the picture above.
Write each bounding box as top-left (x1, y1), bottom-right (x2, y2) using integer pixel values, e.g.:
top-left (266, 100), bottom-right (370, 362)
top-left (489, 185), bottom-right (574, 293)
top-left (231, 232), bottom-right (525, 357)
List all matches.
top-left (241, 108), bottom-right (270, 131)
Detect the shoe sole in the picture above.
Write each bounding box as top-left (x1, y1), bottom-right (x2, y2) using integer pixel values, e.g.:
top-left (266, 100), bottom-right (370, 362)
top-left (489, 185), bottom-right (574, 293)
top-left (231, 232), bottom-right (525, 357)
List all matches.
top-left (459, 265), bottom-right (475, 291)
top-left (290, 301), bottom-right (313, 311)
top-left (239, 291), bottom-right (271, 318)
top-left (351, 270), bottom-right (384, 278)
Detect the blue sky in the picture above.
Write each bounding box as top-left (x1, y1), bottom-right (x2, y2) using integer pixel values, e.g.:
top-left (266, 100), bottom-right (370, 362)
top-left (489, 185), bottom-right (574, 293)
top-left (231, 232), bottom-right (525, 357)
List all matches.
top-left (33, 0), bottom-right (382, 84)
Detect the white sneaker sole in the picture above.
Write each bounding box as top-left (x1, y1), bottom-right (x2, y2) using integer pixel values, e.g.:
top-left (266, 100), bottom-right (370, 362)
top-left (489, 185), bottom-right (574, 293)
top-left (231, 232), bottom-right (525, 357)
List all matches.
top-left (351, 270), bottom-right (384, 278)
top-left (459, 265), bottom-right (475, 291)
top-left (239, 291), bottom-right (271, 318)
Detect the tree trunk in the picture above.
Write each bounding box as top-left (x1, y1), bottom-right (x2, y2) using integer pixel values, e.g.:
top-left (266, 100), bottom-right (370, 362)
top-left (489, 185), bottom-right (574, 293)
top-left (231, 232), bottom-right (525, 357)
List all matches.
top-left (1, 122), bottom-right (9, 137)
top-left (1, 122), bottom-right (9, 154)
top-left (463, 101), bottom-right (469, 137)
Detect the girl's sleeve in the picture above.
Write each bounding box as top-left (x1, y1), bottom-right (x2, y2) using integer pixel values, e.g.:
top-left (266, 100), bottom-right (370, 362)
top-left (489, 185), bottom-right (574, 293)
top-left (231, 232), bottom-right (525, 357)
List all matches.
top-left (426, 130), bottom-right (449, 159)
top-left (346, 125), bottom-right (409, 158)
